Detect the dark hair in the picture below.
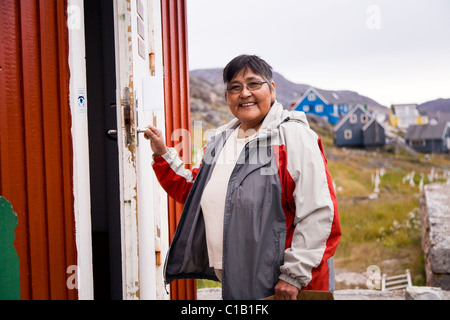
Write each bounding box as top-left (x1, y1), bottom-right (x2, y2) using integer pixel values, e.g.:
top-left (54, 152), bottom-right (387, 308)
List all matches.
top-left (223, 55), bottom-right (273, 85)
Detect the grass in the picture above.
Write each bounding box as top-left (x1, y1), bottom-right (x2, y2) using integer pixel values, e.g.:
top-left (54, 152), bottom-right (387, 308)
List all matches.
top-left (327, 146), bottom-right (450, 289)
top-left (197, 279), bottom-right (222, 289)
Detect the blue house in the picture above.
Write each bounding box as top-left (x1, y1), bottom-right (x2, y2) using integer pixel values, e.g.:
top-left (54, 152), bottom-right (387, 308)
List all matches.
top-left (292, 87), bottom-right (351, 125)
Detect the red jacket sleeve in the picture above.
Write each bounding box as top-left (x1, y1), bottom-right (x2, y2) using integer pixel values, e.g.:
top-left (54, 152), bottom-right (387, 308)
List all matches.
top-left (152, 148), bottom-right (200, 204)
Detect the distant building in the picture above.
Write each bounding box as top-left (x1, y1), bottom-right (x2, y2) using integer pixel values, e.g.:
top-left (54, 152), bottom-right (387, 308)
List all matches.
top-left (405, 120), bottom-right (450, 154)
top-left (334, 104), bottom-right (386, 149)
top-left (292, 87), bottom-right (352, 125)
top-left (389, 104), bottom-right (428, 129)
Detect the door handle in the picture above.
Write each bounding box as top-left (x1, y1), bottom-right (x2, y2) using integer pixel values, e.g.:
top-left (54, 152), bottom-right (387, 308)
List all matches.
top-left (122, 87), bottom-right (151, 145)
top-left (107, 129), bottom-right (118, 141)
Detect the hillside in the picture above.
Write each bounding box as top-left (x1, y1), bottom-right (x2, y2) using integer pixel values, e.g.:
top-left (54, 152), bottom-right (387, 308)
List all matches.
top-left (419, 98), bottom-right (450, 118)
top-left (190, 68), bottom-right (388, 117)
top-left (190, 68), bottom-right (450, 120)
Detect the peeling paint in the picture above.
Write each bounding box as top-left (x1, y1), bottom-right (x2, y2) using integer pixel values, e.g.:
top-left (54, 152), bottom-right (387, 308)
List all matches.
top-left (126, 281), bottom-right (140, 300)
top-left (116, 0), bottom-right (140, 300)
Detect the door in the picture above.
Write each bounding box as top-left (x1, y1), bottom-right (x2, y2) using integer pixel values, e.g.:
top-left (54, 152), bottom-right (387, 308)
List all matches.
top-left (84, 0), bottom-right (122, 300)
top-left (113, 0), bottom-right (169, 300)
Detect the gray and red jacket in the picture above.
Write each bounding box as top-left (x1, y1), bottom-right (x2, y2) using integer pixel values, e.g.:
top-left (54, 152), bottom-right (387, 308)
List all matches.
top-left (152, 102), bottom-right (341, 300)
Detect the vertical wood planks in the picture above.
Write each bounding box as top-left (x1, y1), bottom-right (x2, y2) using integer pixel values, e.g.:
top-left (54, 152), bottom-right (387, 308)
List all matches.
top-left (160, 0), bottom-right (196, 300)
top-left (0, 0), bottom-right (77, 300)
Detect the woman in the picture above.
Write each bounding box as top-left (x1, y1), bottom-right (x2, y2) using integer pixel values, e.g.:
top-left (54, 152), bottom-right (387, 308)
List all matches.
top-left (145, 55), bottom-right (341, 300)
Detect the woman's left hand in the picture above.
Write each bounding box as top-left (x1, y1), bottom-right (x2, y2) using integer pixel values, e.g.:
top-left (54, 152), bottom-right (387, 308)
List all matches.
top-left (274, 280), bottom-right (299, 300)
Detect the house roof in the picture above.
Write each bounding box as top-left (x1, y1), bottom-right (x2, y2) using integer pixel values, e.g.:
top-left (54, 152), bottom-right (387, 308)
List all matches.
top-left (362, 117), bottom-right (380, 132)
top-left (297, 87), bottom-right (348, 106)
top-left (334, 104), bottom-right (372, 132)
top-left (405, 121), bottom-right (450, 140)
top-left (391, 104), bottom-right (419, 116)
top-left (313, 88), bottom-right (348, 104)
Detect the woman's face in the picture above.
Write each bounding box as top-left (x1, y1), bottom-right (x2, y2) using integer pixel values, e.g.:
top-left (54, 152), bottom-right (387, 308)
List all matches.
top-left (225, 69), bottom-right (276, 132)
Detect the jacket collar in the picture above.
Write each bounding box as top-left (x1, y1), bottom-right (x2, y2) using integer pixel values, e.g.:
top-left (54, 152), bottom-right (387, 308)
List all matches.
top-left (259, 101), bottom-right (310, 136)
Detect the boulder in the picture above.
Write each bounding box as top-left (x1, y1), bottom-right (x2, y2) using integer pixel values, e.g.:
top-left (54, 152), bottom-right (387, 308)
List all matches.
top-left (421, 184), bottom-right (450, 290)
top-left (405, 286), bottom-right (445, 300)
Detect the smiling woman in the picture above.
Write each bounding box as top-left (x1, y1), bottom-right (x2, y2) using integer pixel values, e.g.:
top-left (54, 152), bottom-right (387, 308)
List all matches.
top-left (145, 54), bottom-right (341, 300)
top-left (223, 55), bottom-right (276, 133)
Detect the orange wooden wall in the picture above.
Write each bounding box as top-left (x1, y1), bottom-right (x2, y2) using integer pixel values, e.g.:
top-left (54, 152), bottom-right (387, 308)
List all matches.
top-left (0, 0), bottom-right (77, 300)
top-left (161, 0), bottom-right (197, 300)
top-left (0, 0), bottom-right (195, 300)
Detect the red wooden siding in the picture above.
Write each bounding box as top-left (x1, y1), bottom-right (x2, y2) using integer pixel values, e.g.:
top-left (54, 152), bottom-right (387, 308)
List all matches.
top-left (0, 0), bottom-right (77, 300)
top-left (161, 0), bottom-right (197, 300)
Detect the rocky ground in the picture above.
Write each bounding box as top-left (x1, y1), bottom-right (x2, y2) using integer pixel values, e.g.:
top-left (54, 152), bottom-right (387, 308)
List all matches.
top-left (197, 286), bottom-right (450, 300)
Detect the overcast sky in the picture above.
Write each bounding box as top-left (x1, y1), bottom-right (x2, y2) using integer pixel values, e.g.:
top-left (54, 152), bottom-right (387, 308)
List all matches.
top-left (186, 0), bottom-right (450, 107)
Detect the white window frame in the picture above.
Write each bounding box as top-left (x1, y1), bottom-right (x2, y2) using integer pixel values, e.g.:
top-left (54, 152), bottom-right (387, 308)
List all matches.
top-left (361, 113), bottom-right (369, 123)
top-left (344, 129), bottom-right (353, 140)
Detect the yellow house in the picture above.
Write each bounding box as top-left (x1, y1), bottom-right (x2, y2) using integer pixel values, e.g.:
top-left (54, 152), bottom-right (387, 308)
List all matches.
top-left (389, 104), bottom-right (428, 129)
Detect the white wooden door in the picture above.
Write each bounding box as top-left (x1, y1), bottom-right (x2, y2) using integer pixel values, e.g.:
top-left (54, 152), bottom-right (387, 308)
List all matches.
top-left (113, 0), bottom-right (169, 300)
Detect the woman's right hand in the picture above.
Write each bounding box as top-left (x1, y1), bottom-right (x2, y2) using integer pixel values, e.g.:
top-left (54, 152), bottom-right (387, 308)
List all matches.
top-left (143, 125), bottom-right (168, 157)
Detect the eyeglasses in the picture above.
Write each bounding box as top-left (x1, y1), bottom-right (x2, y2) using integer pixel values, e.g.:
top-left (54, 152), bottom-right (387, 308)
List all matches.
top-left (226, 81), bottom-right (268, 94)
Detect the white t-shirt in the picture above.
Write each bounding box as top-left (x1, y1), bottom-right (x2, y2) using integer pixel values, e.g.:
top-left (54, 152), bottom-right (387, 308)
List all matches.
top-left (200, 127), bottom-right (256, 271)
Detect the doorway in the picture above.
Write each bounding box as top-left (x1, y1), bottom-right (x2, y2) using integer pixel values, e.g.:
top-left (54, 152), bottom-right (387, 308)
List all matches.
top-left (84, 0), bottom-right (122, 300)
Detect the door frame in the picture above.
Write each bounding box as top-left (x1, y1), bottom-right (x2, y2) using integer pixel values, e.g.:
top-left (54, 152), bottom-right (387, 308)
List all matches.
top-left (67, 0), bottom-right (94, 300)
top-left (113, 0), bottom-right (170, 300)
top-left (68, 0), bottom-right (170, 300)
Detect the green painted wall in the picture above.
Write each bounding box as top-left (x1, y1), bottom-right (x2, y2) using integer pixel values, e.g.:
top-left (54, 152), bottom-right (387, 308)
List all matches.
top-left (0, 197), bottom-right (20, 300)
